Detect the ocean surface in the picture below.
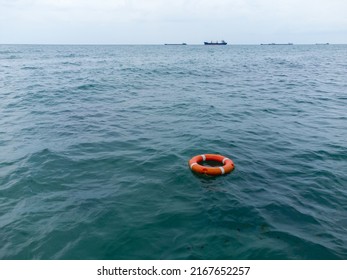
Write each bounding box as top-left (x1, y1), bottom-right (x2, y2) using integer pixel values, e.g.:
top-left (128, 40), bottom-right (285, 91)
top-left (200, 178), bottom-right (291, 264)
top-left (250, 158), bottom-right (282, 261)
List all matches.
top-left (0, 44), bottom-right (346, 260)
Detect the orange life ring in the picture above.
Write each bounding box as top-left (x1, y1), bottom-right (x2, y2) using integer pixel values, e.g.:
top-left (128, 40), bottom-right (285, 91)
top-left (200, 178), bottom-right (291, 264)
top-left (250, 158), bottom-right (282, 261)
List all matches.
top-left (188, 154), bottom-right (235, 176)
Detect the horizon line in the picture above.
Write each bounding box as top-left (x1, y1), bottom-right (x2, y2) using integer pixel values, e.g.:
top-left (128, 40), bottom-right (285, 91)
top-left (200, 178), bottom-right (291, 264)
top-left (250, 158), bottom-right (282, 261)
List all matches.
top-left (0, 43), bottom-right (343, 46)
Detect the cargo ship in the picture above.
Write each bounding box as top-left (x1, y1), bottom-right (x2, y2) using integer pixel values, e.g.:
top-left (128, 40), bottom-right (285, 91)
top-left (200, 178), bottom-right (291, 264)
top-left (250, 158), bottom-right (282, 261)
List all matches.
top-left (260, 43), bottom-right (293, 45)
top-left (204, 40), bottom-right (227, 45)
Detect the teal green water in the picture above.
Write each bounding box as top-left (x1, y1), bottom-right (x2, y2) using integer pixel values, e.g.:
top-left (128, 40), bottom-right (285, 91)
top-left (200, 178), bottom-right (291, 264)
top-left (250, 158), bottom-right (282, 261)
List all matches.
top-left (0, 45), bottom-right (346, 259)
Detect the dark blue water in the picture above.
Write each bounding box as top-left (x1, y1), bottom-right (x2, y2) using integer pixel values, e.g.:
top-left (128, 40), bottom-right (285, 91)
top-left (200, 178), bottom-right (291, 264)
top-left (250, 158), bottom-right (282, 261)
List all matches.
top-left (1, 44), bottom-right (346, 259)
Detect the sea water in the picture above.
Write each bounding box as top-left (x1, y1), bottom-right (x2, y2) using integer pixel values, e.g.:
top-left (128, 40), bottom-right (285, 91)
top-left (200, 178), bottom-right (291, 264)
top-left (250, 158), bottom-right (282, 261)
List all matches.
top-left (0, 44), bottom-right (346, 259)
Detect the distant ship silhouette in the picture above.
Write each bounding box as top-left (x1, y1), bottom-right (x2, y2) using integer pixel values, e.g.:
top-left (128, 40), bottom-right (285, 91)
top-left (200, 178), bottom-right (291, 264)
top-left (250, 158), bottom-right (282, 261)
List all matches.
top-left (204, 40), bottom-right (227, 45)
top-left (260, 43), bottom-right (293, 45)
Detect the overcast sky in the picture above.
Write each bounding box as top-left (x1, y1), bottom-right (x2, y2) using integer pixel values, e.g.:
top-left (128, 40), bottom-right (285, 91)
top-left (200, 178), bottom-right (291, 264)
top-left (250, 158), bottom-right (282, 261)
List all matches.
top-left (1, 0), bottom-right (346, 44)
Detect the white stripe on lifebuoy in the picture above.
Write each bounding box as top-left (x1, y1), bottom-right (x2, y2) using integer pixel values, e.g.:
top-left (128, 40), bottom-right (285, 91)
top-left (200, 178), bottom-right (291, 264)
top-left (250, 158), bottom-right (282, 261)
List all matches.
top-left (190, 163), bottom-right (198, 169)
top-left (222, 158), bottom-right (230, 164)
top-left (201, 154), bottom-right (206, 161)
top-left (219, 167), bottom-right (225, 174)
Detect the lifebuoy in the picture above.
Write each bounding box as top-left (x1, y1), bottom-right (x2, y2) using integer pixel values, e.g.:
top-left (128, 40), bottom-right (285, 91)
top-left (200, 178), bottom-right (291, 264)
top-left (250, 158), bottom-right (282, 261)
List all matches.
top-left (189, 154), bottom-right (235, 176)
